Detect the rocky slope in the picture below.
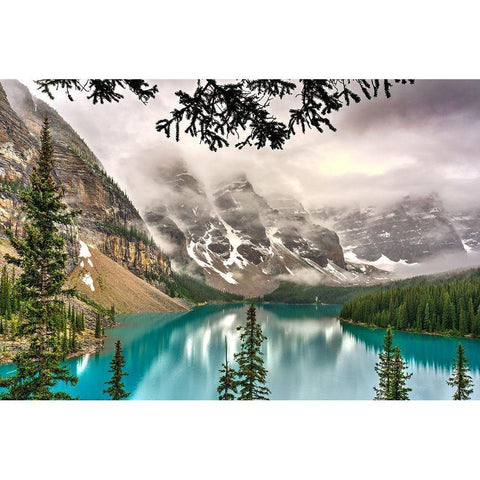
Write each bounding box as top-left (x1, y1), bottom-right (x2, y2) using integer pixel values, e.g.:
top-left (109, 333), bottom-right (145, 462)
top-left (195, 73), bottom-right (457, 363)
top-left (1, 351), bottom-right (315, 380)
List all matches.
top-left (0, 80), bottom-right (182, 309)
top-left (144, 162), bottom-right (387, 297)
top-left (67, 241), bottom-right (188, 313)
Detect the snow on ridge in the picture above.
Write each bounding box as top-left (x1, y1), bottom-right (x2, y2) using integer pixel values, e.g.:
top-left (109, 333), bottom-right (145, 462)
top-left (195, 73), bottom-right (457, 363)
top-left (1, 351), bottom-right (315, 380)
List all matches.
top-left (79, 240), bottom-right (94, 268)
top-left (81, 272), bottom-right (95, 291)
top-left (186, 240), bottom-right (238, 284)
top-left (462, 240), bottom-right (472, 253)
top-left (79, 240), bottom-right (92, 258)
top-left (217, 217), bottom-right (249, 269)
top-left (345, 250), bottom-right (417, 272)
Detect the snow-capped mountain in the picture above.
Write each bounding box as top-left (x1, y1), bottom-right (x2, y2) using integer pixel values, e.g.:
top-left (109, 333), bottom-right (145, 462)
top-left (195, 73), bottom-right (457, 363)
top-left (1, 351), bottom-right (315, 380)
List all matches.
top-left (144, 163), bottom-right (386, 297)
top-left (450, 209), bottom-right (480, 253)
top-left (142, 158), bottom-right (480, 297)
top-left (312, 194), bottom-right (466, 266)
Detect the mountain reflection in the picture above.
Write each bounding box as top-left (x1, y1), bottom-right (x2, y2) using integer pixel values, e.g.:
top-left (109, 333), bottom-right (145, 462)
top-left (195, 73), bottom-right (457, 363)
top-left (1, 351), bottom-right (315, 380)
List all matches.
top-left (4, 304), bottom-right (480, 399)
top-left (341, 322), bottom-right (480, 372)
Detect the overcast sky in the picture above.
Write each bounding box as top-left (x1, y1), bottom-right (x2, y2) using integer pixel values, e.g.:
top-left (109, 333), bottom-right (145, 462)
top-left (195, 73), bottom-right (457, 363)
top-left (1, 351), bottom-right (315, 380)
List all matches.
top-left (22, 79), bottom-right (480, 212)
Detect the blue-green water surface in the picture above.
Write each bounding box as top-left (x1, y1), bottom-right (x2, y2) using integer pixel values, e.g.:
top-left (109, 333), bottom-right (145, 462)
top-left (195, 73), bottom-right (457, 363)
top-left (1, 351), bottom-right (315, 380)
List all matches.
top-left (2, 303), bottom-right (480, 400)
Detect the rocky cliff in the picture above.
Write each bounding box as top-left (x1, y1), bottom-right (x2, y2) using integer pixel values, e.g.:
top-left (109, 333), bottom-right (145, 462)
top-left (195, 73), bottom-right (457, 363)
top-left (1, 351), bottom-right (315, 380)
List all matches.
top-left (0, 80), bottom-right (172, 294)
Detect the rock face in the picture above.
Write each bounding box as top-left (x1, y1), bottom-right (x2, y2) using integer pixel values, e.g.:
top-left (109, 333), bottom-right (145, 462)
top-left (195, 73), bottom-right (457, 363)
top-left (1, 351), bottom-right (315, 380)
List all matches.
top-left (144, 163), bottom-right (370, 297)
top-left (313, 194), bottom-right (466, 264)
top-left (0, 80), bottom-right (172, 291)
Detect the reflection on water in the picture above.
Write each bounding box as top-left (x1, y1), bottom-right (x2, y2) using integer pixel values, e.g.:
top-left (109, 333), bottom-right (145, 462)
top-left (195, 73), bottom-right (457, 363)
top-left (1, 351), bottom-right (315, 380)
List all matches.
top-left (1, 304), bottom-right (480, 399)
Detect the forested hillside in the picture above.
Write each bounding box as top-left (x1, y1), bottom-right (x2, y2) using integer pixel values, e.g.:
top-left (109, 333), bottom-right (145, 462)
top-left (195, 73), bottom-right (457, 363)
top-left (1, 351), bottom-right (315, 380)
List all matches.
top-left (264, 268), bottom-right (480, 306)
top-left (339, 269), bottom-right (480, 337)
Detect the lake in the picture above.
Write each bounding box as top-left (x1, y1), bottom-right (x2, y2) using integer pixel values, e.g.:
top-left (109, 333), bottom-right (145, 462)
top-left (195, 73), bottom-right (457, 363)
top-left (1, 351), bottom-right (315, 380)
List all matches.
top-left (2, 303), bottom-right (480, 400)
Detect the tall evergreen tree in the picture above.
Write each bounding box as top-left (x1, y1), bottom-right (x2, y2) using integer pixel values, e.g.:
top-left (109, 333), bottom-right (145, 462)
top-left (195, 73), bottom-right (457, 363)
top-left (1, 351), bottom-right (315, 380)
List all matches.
top-left (234, 304), bottom-right (270, 400)
top-left (95, 314), bottom-right (102, 338)
top-left (0, 117), bottom-right (79, 400)
top-left (217, 336), bottom-right (238, 400)
top-left (373, 326), bottom-right (395, 400)
top-left (388, 345), bottom-right (412, 400)
top-left (103, 340), bottom-right (130, 400)
top-left (447, 343), bottom-right (474, 400)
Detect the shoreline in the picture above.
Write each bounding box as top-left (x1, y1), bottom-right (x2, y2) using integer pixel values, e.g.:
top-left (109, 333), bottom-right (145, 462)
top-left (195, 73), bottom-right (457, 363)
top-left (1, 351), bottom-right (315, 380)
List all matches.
top-left (338, 317), bottom-right (477, 341)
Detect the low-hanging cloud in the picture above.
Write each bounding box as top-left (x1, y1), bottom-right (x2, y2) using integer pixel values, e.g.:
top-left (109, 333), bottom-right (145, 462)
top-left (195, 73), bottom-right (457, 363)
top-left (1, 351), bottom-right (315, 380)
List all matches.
top-left (19, 79), bottom-right (480, 214)
top-left (393, 251), bottom-right (480, 279)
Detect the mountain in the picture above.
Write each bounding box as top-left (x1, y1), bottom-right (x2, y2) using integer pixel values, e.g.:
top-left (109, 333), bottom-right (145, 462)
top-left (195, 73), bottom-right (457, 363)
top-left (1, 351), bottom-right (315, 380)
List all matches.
top-left (143, 162), bottom-right (388, 297)
top-left (0, 80), bottom-right (187, 313)
top-left (450, 209), bottom-right (480, 253)
top-left (312, 194), bottom-right (467, 268)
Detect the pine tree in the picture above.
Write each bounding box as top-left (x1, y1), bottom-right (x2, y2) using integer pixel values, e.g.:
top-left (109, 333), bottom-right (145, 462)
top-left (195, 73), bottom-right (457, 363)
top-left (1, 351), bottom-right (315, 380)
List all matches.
top-left (473, 306), bottom-right (480, 337)
top-left (374, 326), bottom-right (395, 400)
top-left (70, 314), bottom-right (77, 352)
top-left (217, 336), bottom-right (238, 400)
top-left (95, 314), bottom-right (102, 338)
top-left (0, 117), bottom-right (79, 400)
top-left (388, 345), bottom-right (412, 400)
top-left (103, 340), bottom-right (130, 400)
top-left (459, 308), bottom-right (468, 336)
top-left (447, 343), bottom-right (474, 400)
top-left (234, 304), bottom-right (270, 400)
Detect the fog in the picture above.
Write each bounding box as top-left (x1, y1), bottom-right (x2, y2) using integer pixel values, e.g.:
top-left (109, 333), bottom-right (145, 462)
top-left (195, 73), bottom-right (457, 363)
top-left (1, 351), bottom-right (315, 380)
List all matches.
top-left (19, 79), bottom-right (480, 214)
top-left (394, 251), bottom-right (480, 279)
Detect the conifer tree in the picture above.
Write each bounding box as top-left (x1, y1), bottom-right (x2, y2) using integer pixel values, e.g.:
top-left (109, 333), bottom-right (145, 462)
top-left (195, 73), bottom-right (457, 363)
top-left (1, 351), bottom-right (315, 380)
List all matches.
top-left (447, 343), bottom-right (474, 400)
top-left (459, 308), bottom-right (468, 336)
top-left (234, 304), bottom-right (270, 400)
top-left (473, 307), bottom-right (480, 337)
top-left (103, 340), bottom-right (130, 400)
top-left (217, 336), bottom-right (238, 400)
top-left (373, 326), bottom-right (395, 400)
top-left (95, 314), bottom-right (102, 338)
top-left (0, 117), bottom-right (79, 400)
top-left (388, 345), bottom-right (412, 400)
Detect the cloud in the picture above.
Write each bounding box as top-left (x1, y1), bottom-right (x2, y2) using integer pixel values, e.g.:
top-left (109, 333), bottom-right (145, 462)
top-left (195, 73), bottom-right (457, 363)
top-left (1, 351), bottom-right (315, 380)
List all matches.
top-left (275, 268), bottom-right (324, 286)
top-left (19, 79), bottom-right (480, 213)
top-left (394, 251), bottom-right (480, 278)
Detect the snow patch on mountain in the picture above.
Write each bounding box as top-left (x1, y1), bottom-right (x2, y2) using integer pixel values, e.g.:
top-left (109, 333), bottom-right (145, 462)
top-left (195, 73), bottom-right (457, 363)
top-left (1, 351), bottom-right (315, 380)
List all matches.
top-left (217, 217), bottom-right (249, 269)
top-left (81, 272), bottom-right (95, 291)
top-left (344, 250), bottom-right (416, 272)
top-left (186, 240), bottom-right (238, 284)
top-left (79, 240), bottom-right (92, 259)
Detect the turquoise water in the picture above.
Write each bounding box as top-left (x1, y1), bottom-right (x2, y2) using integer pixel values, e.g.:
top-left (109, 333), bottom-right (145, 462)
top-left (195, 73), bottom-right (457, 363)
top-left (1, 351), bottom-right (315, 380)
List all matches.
top-left (2, 303), bottom-right (480, 400)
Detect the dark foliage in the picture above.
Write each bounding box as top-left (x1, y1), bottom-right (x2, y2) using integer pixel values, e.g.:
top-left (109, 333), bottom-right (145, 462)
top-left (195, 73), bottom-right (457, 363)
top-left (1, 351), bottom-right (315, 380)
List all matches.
top-left (34, 79), bottom-right (414, 151)
top-left (217, 336), bottom-right (238, 400)
top-left (447, 343), bottom-right (474, 400)
top-left (171, 271), bottom-right (243, 303)
top-left (389, 345), bottom-right (412, 400)
top-left (36, 79), bottom-right (158, 105)
top-left (103, 340), bottom-right (130, 400)
top-left (0, 118), bottom-right (78, 399)
top-left (234, 304), bottom-right (270, 400)
top-left (339, 269), bottom-right (480, 337)
top-left (373, 326), bottom-right (394, 400)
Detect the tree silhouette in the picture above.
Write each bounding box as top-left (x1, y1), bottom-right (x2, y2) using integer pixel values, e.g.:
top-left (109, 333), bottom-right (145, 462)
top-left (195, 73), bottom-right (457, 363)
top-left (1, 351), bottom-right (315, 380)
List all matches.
top-left (234, 304), bottom-right (270, 400)
top-left (447, 343), bottom-right (473, 400)
top-left (389, 345), bottom-right (412, 400)
top-left (217, 336), bottom-right (238, 400)
top-left (34, 79), bottom-right (414, 152)
top-left (373, 326), bottom-right (395, 400)
top-left (104, 340), bottom-right (130, 400)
